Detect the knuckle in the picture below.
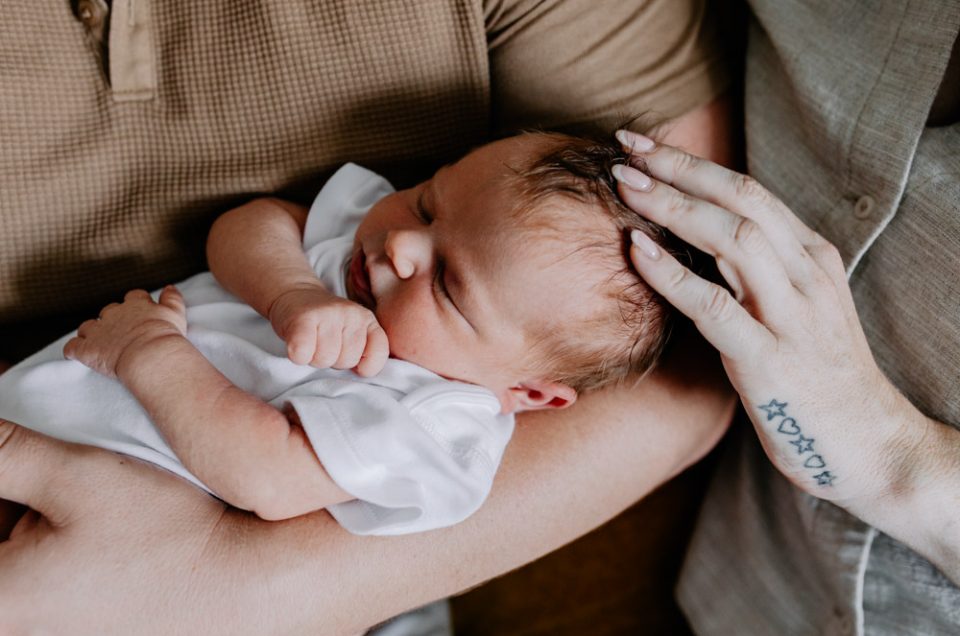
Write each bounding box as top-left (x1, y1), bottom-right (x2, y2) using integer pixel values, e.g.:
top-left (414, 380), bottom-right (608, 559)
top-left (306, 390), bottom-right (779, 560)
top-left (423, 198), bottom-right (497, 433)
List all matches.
top-left (666, 263), bottom-right (690, 290)
top-left (670, 149), bottom-right (701, 180)
top-left (665, 190), bottom-right (693, 216)
top-left (811, 242), bottom-right (845, 274)
top-left (700, 285), bottom-right (735, 321)
top-left (731, 173), bottom-right (767, 203)
top-left (730, 217), bottom-right (766, 254)
top-left (312, 346), bottom-right (338, 367)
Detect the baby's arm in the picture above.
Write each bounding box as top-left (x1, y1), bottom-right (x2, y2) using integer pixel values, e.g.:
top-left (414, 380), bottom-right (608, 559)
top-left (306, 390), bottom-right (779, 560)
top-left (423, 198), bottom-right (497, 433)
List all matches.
top-left (63, 288), bottom-right (353, 520)
top-left (206, 197), bottom-right (388, 376)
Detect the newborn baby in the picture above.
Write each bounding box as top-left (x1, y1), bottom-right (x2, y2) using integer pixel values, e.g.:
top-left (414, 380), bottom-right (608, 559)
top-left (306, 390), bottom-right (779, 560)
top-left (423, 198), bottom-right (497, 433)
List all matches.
top-left (0, 132), bottom-right (680, 535)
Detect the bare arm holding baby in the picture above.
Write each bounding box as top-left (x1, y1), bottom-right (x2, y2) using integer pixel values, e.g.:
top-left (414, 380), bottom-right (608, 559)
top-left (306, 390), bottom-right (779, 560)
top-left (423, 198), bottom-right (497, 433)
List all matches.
top-left (59, 195), bottom-right (387, 520)
top-left (62, 287), bottom-right (353, 520)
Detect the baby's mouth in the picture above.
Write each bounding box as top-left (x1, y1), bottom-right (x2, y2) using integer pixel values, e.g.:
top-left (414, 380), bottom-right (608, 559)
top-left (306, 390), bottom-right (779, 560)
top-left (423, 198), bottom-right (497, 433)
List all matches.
top-left (347, 247), bottom-right (376, 310)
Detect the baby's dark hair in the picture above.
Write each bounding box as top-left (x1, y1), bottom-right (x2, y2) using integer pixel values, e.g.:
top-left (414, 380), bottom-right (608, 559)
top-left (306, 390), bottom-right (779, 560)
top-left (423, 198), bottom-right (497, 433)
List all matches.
top-left (507, 130), bottom-right (688, 393)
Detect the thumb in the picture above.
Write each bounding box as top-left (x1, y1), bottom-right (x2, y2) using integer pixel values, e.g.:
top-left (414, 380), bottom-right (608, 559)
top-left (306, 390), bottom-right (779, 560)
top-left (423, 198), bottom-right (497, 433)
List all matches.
top-left (0, 419), bottom-right (86, 524)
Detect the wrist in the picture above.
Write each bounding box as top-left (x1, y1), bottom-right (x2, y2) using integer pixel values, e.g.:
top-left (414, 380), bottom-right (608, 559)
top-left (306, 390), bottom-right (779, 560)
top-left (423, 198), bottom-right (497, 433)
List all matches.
top-left (115, 328), bottom-right (188, 385)
top-left (266, 281), bottom-right (332, 329)
top-left (839, 382), bottom-right (943, 514)
top-left (855, 412), bottom-right (960, 579)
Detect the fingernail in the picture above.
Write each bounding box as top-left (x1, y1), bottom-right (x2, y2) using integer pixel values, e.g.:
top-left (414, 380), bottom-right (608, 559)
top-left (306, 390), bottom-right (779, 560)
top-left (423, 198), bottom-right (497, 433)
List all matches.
top-left (616, 129), bottom-right (656, 152)
top-left (631, 229), bottom-right (661, 260)
top-left (612, 164), bottom-right (653, 192)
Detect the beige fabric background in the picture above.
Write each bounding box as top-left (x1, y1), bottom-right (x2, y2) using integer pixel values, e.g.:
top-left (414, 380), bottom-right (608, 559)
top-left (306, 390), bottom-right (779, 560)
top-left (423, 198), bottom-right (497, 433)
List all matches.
top-left (0, 0), bottom-right (728, 362)
top-left (0, 2), bottom-right (733, 633)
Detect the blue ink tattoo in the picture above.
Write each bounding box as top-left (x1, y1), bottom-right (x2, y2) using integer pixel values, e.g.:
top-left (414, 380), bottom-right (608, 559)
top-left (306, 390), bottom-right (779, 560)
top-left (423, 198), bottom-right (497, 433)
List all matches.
top-left (759, 399), bottom-right (788, 421)
top-left (758, 400), bottom-right (837, 488)
top-left (789, 435), bottom-right (815, 454)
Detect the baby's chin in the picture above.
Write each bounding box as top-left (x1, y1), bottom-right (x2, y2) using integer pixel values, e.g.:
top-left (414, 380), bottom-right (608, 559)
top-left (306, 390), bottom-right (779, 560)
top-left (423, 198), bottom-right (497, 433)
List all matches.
top-left (384, 336), bottom-right (500, 394)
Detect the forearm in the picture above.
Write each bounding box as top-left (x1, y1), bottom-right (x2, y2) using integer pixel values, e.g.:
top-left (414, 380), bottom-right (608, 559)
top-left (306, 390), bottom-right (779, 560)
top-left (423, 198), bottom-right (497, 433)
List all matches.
top-left (849, 405), bottom-right (960, 583)
top-left (118, 335), bottom-right (349, 517)
top-left (206, 197), bottom-right (322, 319)
top-left (194, 330), bottom-right (736, 634)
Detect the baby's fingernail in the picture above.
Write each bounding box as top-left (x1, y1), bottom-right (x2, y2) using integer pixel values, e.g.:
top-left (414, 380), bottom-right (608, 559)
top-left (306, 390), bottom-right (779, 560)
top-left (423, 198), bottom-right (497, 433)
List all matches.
top-left (612, 164), bottom-right (653, 192)
top-left (616, 129), bottom-right (656, 152)
top-left (631, 229), bottom-right (661, 260)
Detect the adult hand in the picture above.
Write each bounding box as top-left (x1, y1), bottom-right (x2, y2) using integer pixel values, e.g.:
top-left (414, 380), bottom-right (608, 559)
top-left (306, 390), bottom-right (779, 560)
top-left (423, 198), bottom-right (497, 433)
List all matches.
top-left (0, 419), bottom-right (235, 634)
top-left (612, 130), bottom-right (934, 513)
top-left (0, 325), bottom-right (736, 633)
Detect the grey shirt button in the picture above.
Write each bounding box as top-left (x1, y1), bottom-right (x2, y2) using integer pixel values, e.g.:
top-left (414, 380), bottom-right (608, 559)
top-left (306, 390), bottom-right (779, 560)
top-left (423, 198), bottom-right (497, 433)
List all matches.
top-left (853, 194), bottom-right (875, 219)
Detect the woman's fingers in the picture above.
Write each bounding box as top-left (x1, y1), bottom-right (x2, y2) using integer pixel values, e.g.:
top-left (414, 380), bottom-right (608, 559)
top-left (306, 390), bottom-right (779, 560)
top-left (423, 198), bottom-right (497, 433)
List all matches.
top-left (617, 130), bottom-right (825, 287)
top-left (614, 164), bottom-right (801, 328)
top-left (628, 232), bottom-right (773, 359)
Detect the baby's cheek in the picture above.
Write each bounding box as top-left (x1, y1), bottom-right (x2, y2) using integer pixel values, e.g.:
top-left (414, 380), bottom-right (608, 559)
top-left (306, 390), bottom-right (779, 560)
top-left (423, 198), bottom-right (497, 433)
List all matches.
top-left (378, 307), bottom-right (427, 360)
top-left (380, 313), bottom-right (456, 375)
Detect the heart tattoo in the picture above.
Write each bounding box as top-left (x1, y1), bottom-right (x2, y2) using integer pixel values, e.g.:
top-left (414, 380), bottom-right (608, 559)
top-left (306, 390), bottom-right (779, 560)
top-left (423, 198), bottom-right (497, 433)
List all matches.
top-left (759, 399), bottom-right (837, 488)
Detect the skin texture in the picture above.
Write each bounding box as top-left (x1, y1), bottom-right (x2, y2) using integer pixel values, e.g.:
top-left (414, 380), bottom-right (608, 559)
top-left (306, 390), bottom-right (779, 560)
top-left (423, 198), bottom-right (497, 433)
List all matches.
top-left (45, 134), bottom-right (641, 519)
top-left (59, 287), bottom-right (354, 520)
top-left (616, 129), bottom-right (960, 585)
top-left (0, 98), bottom-right (736, 634)
top-left (349, 135), bottom-right (609, 411)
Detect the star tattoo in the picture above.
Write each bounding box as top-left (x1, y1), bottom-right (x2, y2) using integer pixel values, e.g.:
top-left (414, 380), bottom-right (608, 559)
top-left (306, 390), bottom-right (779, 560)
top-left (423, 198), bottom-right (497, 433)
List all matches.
top-left (813, 471), bottom-right (836, 487)
top-left (758, 399), bottom-right (788, 421)
top-left (789, 435), bottom-right (815, 454)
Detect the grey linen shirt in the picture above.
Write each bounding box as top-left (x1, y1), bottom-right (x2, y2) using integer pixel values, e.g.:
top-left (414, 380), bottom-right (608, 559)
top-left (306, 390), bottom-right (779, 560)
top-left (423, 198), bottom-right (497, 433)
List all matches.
top-left (677, 1), bottom-right (960, 635)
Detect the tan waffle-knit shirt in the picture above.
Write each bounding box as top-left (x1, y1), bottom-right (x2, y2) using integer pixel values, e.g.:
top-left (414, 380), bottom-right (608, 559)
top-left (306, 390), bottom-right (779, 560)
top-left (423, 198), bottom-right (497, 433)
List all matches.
top-left (0, 0), bottom-right (729, 359)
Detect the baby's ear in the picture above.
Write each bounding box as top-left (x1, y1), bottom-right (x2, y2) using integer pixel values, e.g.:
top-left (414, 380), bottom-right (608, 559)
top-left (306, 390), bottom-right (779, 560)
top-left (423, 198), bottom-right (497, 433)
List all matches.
top-left (504, 379), bottom-right (577, 413)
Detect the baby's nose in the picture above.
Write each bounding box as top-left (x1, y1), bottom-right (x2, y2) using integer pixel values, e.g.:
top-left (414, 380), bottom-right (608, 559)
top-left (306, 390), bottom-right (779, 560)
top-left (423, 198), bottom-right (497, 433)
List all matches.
top-left (384, 229), bottom-right (432, 279)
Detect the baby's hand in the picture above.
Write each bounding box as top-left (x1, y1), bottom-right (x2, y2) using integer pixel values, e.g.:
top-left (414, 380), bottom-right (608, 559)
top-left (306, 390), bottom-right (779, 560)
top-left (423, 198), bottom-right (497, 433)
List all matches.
top-left (63, 286), bottom-right (188, 379)
top-left (268, 285), bottom-right (389, 377)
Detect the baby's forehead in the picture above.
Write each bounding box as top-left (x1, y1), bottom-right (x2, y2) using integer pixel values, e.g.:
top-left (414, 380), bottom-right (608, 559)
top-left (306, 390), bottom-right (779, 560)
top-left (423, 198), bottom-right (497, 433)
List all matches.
top-left (480, 201), bottom-right (623, 315)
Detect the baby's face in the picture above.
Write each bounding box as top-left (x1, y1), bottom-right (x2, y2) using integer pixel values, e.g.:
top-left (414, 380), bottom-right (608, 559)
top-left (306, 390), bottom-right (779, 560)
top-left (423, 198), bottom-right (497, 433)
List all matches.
top-left (345, 136), bottom-right (606, 412)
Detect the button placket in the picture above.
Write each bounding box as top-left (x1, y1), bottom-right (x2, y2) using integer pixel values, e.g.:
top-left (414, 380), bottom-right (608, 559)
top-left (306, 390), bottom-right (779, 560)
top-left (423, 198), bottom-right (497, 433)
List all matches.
top-left (108, 0), bottom-right (158, 101)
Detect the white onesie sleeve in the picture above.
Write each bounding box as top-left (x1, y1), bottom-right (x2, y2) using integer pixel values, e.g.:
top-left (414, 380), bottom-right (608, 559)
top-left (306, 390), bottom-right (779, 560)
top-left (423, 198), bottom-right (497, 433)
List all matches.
top-left (302, 163), bottom-right (395, 250)
top-left (281, 371), bottom-right (514, 536)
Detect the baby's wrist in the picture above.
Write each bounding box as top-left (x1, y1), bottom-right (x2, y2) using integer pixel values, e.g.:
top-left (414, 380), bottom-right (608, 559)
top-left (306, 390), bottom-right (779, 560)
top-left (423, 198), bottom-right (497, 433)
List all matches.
top-left (114, 327), bottom-right (188, 383)
top-left (266, 281), bottom-right (333, 327)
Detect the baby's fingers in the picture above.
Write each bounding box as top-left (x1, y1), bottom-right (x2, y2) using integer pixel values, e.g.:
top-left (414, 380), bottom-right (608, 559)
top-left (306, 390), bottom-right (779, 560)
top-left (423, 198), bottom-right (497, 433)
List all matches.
top-left (62, 335), bottom-right (84, 362)
top-left (158, 286), bottom-right (187, 332)
top-left (158, 285), bottom-right (185, 313)
top-left (333, 322), bottom-right (367, 370)
top-left (286, 324), bottom-right (319, 366)
top-left (354, 324), bottom-right (389, 377)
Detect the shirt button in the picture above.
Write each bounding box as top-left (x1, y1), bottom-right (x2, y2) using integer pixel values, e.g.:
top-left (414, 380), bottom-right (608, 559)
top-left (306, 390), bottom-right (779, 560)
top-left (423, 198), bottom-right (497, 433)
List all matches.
top-left (76, 0), bottom-right (105, 29)
top-left (853, 195), bottom-right (875, 220)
